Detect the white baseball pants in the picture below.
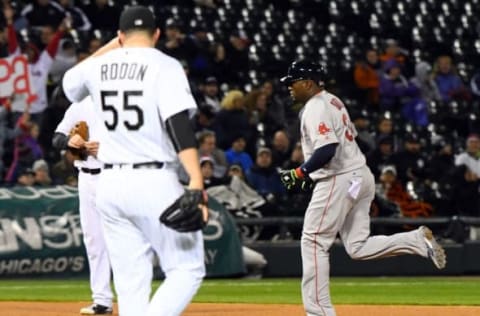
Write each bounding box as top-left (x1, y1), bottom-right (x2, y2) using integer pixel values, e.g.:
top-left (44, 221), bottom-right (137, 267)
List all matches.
top-left (96, 167), bottom-right (205, 316)
top-left (78, 171), bottom-right (113, 308)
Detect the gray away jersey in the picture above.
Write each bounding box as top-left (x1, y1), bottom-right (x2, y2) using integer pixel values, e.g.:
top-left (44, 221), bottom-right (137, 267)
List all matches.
top-left (300, 90), bottom-right (366, 180)
top-left (62, 47), bottom-right (197, 164)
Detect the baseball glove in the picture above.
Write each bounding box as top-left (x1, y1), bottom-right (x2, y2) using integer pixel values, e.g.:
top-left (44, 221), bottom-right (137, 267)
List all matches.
top-left (160, 189), bottom-right (208, 232)
top-left (68, 121), bottom-right (89, 160)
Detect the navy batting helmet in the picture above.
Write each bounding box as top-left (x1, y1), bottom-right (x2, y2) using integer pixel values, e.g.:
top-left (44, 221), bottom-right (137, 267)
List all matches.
top-left (280, 60), bottom-right (326, 86)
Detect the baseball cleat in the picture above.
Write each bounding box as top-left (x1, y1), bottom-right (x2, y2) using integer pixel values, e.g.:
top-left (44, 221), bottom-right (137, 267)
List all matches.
top-left (79, 304), bottom-right (113, 315)
top-left (420, 226), bottom-right (446, 269)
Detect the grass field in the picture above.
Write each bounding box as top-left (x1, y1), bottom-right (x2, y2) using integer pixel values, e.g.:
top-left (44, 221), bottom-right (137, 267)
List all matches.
top-left (0, 277), bottom-right (479, 305)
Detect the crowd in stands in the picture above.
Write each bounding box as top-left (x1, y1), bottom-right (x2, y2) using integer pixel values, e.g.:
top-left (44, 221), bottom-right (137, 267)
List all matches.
top-left (1, 0), bottom-right (480, 240)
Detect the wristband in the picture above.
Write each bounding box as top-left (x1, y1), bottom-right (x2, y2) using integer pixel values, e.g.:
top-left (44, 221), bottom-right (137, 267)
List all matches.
top-left (295, 167), bottom-right (307, 179)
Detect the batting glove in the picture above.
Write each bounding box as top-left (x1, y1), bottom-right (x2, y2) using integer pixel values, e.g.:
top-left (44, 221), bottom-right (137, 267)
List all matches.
top-left (280, 169), bottom-right (299, 190)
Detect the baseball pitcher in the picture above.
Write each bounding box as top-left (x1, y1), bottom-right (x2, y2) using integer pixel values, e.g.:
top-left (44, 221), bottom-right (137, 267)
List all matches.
top-left (52, 96), bottom-right (113, 315)
top-left (280, 60), bottom-right (446, 316)
top-left (62, 6), bottom-right (207, 316)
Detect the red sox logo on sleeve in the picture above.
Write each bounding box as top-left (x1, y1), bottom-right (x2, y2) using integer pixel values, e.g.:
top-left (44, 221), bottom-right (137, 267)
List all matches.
top-left (318, 122), bottom-right (331, 138)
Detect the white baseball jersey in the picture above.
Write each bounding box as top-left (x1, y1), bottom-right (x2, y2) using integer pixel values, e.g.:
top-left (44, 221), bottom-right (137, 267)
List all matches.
top-left (62, 48), bottom-right (197, 164)
top-left (300, 90), bottom-right (365, 180)
top-left (55, 97), bottom-right (105, 169)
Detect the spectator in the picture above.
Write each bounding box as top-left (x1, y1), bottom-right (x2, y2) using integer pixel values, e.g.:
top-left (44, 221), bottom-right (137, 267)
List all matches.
top-left (200, 156), bottom-right (226, 189)
top-left (270, 130), bottom-right (291, 168)
top-left (185, 22), bottom-right (225, 80)
top-left (191, 104), bottom-right (216, 133)
top-left (224, 135), bottom-right (253, 173)
top-left (390, 134), bottom-right (427, 185)
top-left (196, 76), bottom-right (221, 112)
top-left (21, 0), bottom-right (65, 28)
top-left (260, 81), bottom-right (287, 131)
top-left (227, 163), bottom-right (245, 180)
top-left (427, 138), bottom-right (454, 182)
top-left (5, 114), bottom-right (43, 183)
top-left (244, 89), bottom-right (284, 142)
top-left (379, 39), bottom-right (407, 67)
top-left (282, 142), bottom-right (312, 219)
top-left (379, 60), bottom-right (429, 126)
top-left (213, 90), bottom-right (252, 150)
top-left (87, 37), bottom-right (102, 54)
top-left (51, 150), bottom-right (76, 184)
top-left (65, 174), bottom-right (78, 187)
top-left (354, 48), bottom-right (381, 107)
top-left (0, 102), bottom-right (22, 180)
top-left (448, 165), bottom-right (480, 217)
top-left (379, 59), bottom-right (419, 111)
top-left (32, 158), bottom-right (51, 185)
top-left (282, 142), bottom-right (304, 170)
top-left (223, 29), bottom-right (250, 84)
top-left (8, 15), bottom-right (67, 126)
top-left (82, 0), bottom-right (120, 34)
top-left (454, 134), bottom-right (480, 177)
top-left (350, 109), bottom-right (375, 154)
top-left (157, 18), bottom-right (189, 62)
top-left (377, 165), bottom-right (433, 219)
top-left (16, 167), bottom-right (36, 186)
top-left (374, 114), bottom-right (398, 150)
top-left (197, 130), bottom-right (228, 178)
top-left (50, 39), bottom-right (78, 83)
top-left (39, 24), bottom-right (56, 47)
top-left (57, 0), bottom-right (91, 32)
top-left (246, 147), bottom-right (286, 217)
top-left (367, 135), bottom-right (395, 180)
top-left (433, 55), bottom-right (471, 102)
top-left (410, 61), bottom-right (442, 103)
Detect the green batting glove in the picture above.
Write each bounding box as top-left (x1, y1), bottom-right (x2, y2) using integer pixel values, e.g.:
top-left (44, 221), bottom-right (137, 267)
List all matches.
top-left (280, 169), bottom-right (297, 190)
top-left (300, 177), bottom-right (314, 191)
top-left (280, 168), bottom-right (305, 190)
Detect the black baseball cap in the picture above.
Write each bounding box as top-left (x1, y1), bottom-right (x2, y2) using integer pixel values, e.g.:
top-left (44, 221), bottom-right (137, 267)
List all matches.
top-left (280, 60), bottom-right (326, 86)
top-left (119, 6), bottom-right (156, 32)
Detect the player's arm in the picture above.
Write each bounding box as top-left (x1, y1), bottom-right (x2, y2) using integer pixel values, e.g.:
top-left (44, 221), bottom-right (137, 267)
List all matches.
top-left (166, 110), bottom-right (203, 190)
top-left (281, 105), bottom-right (338, 189)
top-left (52, 132), bottom-right (69, 150)
top-left (165, 110), bottom-right (208, 225)
top-left (296, 143), bottom-right (338, 177)
top-left (62, 61), bottom-right (89, 102)
top-left (52, 102), bottom-right (85, 150)
top-left (63, 37), bottom-right (122, 102)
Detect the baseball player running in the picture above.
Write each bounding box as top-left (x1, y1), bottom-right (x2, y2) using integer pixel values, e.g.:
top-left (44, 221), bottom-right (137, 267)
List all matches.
top-left (279, 60), bottom-right (446, 316)
top-left (62, 6), bottom-right (208, 316)
top-left (53, 97), bottom-right (113, 315)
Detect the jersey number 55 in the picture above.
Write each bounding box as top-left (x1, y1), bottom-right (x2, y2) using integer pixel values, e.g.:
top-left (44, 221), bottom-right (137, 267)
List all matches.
top-left (100, 90), bottom-right (144, 131)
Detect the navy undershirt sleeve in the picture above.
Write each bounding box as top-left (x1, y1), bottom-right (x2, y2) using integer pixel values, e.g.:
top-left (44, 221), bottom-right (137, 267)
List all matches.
top-left (300, 143), bottom-right (338, 175)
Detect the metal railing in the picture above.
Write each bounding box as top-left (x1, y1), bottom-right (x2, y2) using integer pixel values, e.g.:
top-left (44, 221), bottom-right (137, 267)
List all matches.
top-left (234, 216), bottom-right (480, 241)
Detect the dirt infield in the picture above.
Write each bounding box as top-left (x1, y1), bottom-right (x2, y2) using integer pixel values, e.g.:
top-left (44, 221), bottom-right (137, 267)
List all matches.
top-left (1, 302), bottom-right (480, 316)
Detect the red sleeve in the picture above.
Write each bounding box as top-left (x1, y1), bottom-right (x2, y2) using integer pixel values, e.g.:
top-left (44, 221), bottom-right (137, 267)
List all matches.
top-left (46, 30), bottom-right (64, 58)
top-left (16, 115), bottom-right (30, 131)
top-left (7, 24), bottom-right (18, 54)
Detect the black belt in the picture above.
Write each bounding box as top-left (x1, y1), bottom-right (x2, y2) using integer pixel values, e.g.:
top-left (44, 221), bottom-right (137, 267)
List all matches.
top-left (103, 162), bottom-right (164, 169)
top-left (80, 168), bottom-right (101, 175)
